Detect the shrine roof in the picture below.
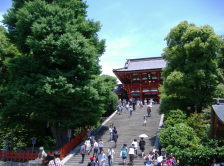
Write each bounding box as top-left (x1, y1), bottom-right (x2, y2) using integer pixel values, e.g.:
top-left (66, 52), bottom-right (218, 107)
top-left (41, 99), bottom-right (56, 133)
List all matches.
top-left (113, 57), bottom-right (166, 72)
top-left (212, 105), bottom-right (224, 123)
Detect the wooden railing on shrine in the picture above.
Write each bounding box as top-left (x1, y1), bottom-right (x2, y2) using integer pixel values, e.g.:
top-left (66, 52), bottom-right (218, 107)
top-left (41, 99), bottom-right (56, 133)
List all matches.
top-left (0, 129), bottom-right (87, 162)
top-left (59, 129), bottom-right (87, 158)
top-left (0, 151), bottom-right (38, 162)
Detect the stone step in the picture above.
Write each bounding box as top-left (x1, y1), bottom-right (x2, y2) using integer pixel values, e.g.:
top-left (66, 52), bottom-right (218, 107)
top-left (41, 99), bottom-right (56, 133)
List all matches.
top-left (64, 105), bottom-right (161, 166)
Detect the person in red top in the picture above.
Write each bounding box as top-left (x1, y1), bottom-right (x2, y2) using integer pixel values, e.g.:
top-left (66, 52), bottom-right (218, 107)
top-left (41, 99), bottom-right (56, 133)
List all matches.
top-left (87, 156), bottom-right (96, 166)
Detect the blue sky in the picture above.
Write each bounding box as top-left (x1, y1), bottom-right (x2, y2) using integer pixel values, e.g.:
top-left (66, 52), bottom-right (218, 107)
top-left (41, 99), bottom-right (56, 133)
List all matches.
top-left (1, 0), bottom-right (224, 76)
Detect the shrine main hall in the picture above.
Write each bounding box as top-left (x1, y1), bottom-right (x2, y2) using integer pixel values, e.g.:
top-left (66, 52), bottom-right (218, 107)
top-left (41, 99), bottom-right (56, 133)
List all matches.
top-left (113, 57), bottom-right (166, 104)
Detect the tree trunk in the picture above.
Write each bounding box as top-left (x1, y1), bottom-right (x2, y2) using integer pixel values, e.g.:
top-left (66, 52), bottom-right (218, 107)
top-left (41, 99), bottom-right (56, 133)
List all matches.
top-left (50, 127), bottom-right (68, 148)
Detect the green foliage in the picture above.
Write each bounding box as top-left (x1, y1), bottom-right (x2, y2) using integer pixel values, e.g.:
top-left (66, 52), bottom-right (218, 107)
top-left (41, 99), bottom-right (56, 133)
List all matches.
top-left (214, 83), bottom-right (224, 98)
top-left (187, 113), bottom-right (208, 138)
top-left (159, 106), bottom-right (224, 165)
top-left (0, 0), bottom-right (112, 148)
top-left (0, 25), bottom-right (21, 85)
top-left (216, 40), bottom-right (224, 81)
top-left (92, 75), bottom-right (118, 116)
top-left (159, 123), bottom-right (200, 149)
top-left (163, 109), bottom-right (186, 127)
top-left (160, 21), bottom-right (223, 114)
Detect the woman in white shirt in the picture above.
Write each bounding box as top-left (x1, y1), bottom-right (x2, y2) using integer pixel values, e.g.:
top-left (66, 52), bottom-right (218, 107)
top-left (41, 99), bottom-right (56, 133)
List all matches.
top-left (84, 138), bottom-right (91, 155)
top-left (129, 144), bottom-right (135, 165)
top-left (132, 139), bottom-right (138, 156)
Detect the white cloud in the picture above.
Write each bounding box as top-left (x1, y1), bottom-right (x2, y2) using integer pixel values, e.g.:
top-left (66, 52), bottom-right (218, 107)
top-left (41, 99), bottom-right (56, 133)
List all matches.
top-left (100, 61), bottom-right (121, 83)
top-left (100, 61), bottom-right (118, 76)
top-left (102, 36), bottom-right (138, 60)
top-left (0, 12), bottom-right (3, 25)
top-left (99, 36), bottom-right (137, 78)
top-left (107, 37), bottom-right (132, 49)
top-left (100, 33), bottom-right (163, 77)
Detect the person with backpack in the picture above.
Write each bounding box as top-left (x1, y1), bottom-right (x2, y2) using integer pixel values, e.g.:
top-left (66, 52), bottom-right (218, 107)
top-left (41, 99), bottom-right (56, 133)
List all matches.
top-left (112, 126), bottom-right (117, 135)
top-left (112, 131), bottom-right (118, 148)
top-left (132, 139), bottom-right (138, 156)
top-left (120, 144), bottom-right (128, 165)
top-left (139, 137), bottom-right (146, 157)
top-left (87, 156), bottom-right (96, 166)
top-left (107, 147), bottom-right (115, 166)
top-left (129, 143), bottom-right (135, 165)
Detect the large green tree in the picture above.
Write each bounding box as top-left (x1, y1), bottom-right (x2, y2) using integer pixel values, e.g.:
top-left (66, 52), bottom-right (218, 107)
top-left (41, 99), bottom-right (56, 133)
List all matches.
top-left (1, 0), bottom-right (110, 147)
top-left (160, 21), bottom-right (223, 113)
top-left (0, 26), bottom-right (21, 85)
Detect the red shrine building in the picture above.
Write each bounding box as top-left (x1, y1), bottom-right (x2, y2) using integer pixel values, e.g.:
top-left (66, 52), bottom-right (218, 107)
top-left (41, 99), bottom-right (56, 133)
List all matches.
top-left (113, 57), bottom-right (166, 104)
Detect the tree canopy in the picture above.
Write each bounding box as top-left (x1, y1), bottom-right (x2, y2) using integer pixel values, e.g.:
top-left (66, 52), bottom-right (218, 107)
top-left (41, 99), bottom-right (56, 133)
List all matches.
top-left (160, 21), bottom-right (223, 113)
top-left (0, 26), bottom-right (21, 85)
top-left (0, 0), bottom-right (117, 148)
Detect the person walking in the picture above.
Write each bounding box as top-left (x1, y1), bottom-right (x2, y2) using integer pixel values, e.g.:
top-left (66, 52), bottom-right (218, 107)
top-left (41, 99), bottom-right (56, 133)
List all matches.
top-left (109, 125), bottom-right (113, 142)
top-left (144, 99), bottom-right (147, 105)
top-left (125, 102), bottom-right (129, 112)
top-left (132, 98), bottom-right (136, 111)
top-left (143, 115), bottom-right (147, 126)
top-left (98, 150), bottom-right (107, 166)
top-left (139, 138), bottom-right (146, 158)
top-left (139, 100), bottom-right (143, 108)
top-left (85, 138), bottom-right (91, 155)
top-left (112, 131), bottom-right (118, 148)
top-left (129, 107), bottom-right (133, 117)
top-left (129, 144), bottom-right (135, 165)
top-left (107, 147), bottom-right (115, 166)
top-left (132, 139), bottom-right (138, 156)
top-left (93, 140), bottom-right (99, 156)
top-left (120, 144), bottom-right (128, 165)
top-left (48, 151), bottom-right (62, 166)
top-left (87, 156), bottom-right (96, 166)
top-left (80, 144), bottom-right (86, 163)
top-left (117, 105), bottom-right (120, 115)
top-left (146, 104), bottom-right (152, 117)
top-left (98, 139), bottom-right (104, 153)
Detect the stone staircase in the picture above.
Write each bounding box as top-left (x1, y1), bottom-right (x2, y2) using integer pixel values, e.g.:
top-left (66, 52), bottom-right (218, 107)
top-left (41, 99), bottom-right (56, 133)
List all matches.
top-left (64, 104), bottom-right (161, 166)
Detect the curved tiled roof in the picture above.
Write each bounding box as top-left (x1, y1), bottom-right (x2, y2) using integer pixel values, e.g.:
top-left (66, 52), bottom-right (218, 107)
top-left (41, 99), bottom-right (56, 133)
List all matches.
top-left (212, 105), bottom-right (224, 123)
top-left (113, 57), bottom-right (166, 72)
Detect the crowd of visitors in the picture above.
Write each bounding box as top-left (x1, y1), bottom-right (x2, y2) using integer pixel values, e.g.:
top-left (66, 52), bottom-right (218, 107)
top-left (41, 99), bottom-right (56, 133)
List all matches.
top-left (81, 99), bottom-right (157, 166)
top-left (143, 151), bottom-right (179, 166)
top-left (37, 149), bottom-right (62, 166)
top-left (82, 124), bottom-right (118, 166)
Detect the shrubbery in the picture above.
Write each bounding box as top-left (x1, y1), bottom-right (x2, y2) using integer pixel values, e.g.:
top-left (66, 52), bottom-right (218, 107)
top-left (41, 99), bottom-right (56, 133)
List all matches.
top-left (163, 109), bottom-right (186, 128)
top-left (159, 109), bottom-right (224, 166)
